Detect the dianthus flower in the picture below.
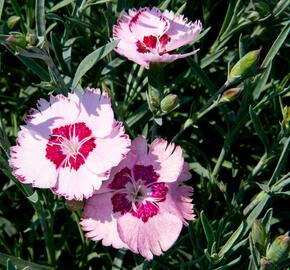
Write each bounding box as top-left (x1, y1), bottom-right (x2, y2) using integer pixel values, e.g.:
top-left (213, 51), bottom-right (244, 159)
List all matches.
top-left (81, 135), bottom-right (194, 260)
top-left (113, 7), bottom-right (202, 69)
top-left (9, 89), bottom-right (130, 200)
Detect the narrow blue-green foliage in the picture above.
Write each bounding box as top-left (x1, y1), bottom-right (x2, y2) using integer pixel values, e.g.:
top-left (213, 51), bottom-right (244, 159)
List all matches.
top-left (0, 0), bottom-right (289, 269)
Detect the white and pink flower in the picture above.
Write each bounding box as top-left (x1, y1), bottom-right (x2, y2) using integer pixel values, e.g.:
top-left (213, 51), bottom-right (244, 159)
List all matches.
top-left (9, 88), bottom-right (131, 200)
top-left (81, 135), bottom-right (195, 260)
top-left (113, 7), bottom-right (202, 69)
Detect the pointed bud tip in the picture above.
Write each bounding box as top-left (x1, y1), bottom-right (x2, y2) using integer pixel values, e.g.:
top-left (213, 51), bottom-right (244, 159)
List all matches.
top-left (220, 88), bottom-right (242, 102)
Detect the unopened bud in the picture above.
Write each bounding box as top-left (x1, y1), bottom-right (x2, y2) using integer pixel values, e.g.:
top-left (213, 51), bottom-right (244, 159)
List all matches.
top-left (160, 94), bottom-right (178, 112)
top-left (247, 11), bottom-right (260, 21)
top-left (5, 34), bottom-right (27, 48)
top-left (7, 16), bottom-right (21, 29)
top-left (259, 258), bottom-right (275, 270)
top-left (266, 234), bottom-right (290, 264)
top-left (251, 220), bottom-right (267, 251)
top-left (26, 33), bottom-right (38, 46)
top-left (229, 48), bottom-right (261, 81)
top-left (220, 88), bottom-right (242, 102)
top-left (65, 200), bottom-right (84, 211)
top-left (147, 85), bottom-right (161, 113)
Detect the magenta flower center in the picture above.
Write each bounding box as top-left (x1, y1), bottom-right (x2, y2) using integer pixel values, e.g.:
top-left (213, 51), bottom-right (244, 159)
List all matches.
top-left (46, 122), bottom-right (96, 171)
top-left (136, 34), bottom-right (171, 55)
top-left (109, 165), bottom-right (168, 222)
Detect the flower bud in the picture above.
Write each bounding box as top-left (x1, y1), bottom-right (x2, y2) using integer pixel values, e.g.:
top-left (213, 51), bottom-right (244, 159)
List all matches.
top-left (26, 33), bottom-right (38, 47)
top-left (247, 11), bottom-right (260, 21)
top-left (160, 94), bottom-right (178, 112)
top-left (147, 85), bottom-right (161, 113)
top-left (228, 48), bottom-right (261, 81)
top-left (7, 16), bottom-right (21, 29)
top-left (65, 200), bottom-right (84, 211)
top-left (251, 220), bottom-right (267, 251)
top-left (259, 258), bottom-right (275, 270)
top-left (220, 88), bottom-right (242, 103)
top-left (266, 234), bottom-right (290, 264)
top-left (5, 34), bottom-right (27, 48)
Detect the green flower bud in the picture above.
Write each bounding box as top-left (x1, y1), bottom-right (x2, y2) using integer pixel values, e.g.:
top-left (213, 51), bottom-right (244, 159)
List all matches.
top-left (160, 94), bottom-right (178, 112)
top-left (259, 258), bottom-right (275, 270)
top-left (146, 85), bottom-right (161, 114)
top-left (266, 234), bottom-right (290, 264)
top-left (251, 220), bottom-right (267, 251)
top-left (247, 11), bottom-right (260, 21)
top-left (228, 48), bottom-right (261, 81)
top-left (220, 87), bottom-right (242, 103)
top-left (5, 34), bottom-right (27, 48)
top-left (7, 16), bottom-right (21, 29)
top-left (26, 33), bottom-right (38, 47)
top-left (65, 200), bottom-right (84, 211)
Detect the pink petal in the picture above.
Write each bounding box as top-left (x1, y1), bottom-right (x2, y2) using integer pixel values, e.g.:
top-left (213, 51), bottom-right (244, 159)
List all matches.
top-left (131, 135), bottom-right (151, 164)
top-left (148, 138), bottom-right (184, 183)
top-left (25, 95), bottom-right (80, 137)
top-left (52, 165), bottom-right (106, 200)
top-left (163, 12), bottom-right (202, 52)
top-left (178, 162), bottom-right (192, 182)
top-left (160, 183), bottom-right (195, 225)
top-left (114, 40), bottom-right (149, 68)
top-left (117, 212), bottom-right (183, 260)
top-left (71, 88), bottom-right (115, 138)
top-left (128, 7), bottom-right (170, 40)
top-left (9, 127), bottom-right (57, 188)
top-left (141, 50), bottom-right (198, 65)
top-left (81, 193), bottom-right (126, 249)
top-left (84, 122), bottom-right (131, 174)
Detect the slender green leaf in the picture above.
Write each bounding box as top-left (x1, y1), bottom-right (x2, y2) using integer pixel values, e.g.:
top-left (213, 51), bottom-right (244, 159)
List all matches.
top-left (0, 253), bottom-right (52, 270)
top-left (218, 222), bottom-right (245, 257)
top-left (261, 23), bottom-right (289, 68)
top-left (72, 39), bottom-right (119, 88)
top-left (261, 208), bottom-right (273, 233)
top-left (35, 0), bottom-right (46, 39)
top-left (214, 256), bottom-right (241, 270)
top-left (249, 237), bottom-right (259, 270)
top-left (269, 138), bottom-right (290, 186)
top-left (201, 47), bottom-right (226, 69)
top-left (50, 32), bottom-right (70, 75)
top-left (101, 57), bottom-right (125, 75)
top-left (200, 211), bottom-right (215, 250)
top-left (249, 105), bottom-right (270, 153)
top-left (0, 0), bottom-right (4, 20)
top-left (159, 0), bottom-right (171, 10)
top-left (50, 0), bottom-right (74, 12)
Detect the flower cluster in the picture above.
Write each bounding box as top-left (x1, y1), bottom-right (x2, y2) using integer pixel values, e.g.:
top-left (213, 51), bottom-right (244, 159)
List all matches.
top-left (9, 6), bottom-right (200, 260)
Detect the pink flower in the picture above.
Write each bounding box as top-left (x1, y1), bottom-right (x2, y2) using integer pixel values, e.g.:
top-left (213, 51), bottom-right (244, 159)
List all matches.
top-left (113, 7), bottom-right (202, 69)
top-left (81, 135), bottom-right (195, 260)
top-left (9, 88), bottom-right (131, 200)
